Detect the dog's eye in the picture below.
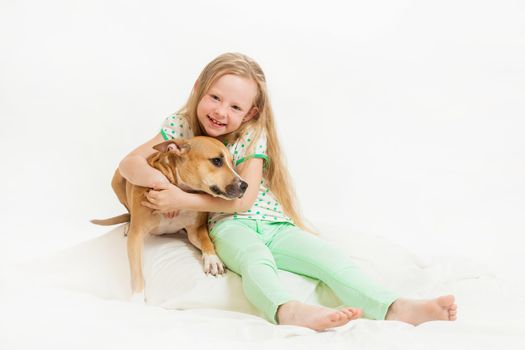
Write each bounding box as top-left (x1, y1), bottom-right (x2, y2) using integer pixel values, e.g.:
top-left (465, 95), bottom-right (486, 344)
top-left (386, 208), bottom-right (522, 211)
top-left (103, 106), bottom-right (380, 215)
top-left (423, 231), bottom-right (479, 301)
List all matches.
top-left (210, 157), bottom-right (223, 167)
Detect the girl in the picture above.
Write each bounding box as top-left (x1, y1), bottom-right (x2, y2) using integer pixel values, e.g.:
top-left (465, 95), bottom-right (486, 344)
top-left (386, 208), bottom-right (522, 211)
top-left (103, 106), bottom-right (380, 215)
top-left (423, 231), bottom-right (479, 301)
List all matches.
top-left (119, 52), bottom-right (458, 331)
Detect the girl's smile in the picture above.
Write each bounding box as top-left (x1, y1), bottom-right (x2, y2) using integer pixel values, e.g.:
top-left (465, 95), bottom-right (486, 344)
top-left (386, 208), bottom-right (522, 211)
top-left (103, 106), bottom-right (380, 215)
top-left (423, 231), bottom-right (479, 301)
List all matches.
top-left (206, 114), bottom-right (227, 127)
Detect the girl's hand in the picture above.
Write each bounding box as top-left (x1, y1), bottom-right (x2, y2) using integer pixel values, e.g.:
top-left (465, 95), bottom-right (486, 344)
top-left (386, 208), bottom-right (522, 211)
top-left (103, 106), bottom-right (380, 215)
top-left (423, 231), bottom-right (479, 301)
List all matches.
top-left (141, 182), bottom-right (187, 213)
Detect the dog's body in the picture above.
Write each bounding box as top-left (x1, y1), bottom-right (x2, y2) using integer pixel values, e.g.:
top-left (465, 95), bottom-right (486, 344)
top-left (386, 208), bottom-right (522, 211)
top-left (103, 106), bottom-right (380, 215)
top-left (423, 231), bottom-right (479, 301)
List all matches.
top-left (92, 136), bottom-right (247, 296)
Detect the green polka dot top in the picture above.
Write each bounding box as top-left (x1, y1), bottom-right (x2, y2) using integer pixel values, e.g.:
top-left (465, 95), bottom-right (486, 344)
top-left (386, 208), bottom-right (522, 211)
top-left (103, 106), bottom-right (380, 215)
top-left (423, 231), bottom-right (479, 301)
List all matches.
top-left (161, 113), bottom-right (293, 229)
top-left (161, 114), bottom-right (193, 140)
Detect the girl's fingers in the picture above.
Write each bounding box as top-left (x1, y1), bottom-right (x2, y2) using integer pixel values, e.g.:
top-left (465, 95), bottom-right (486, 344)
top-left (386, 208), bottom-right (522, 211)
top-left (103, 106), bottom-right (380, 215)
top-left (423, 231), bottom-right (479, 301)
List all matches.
top-left (141, 201), bottom-right (156, 209)
top-left (163, 211), bottom-right (176, 219)
top-left (151, 181), bottom-right (169, 191)
top-left (145, 192), bottom-right (160, 204)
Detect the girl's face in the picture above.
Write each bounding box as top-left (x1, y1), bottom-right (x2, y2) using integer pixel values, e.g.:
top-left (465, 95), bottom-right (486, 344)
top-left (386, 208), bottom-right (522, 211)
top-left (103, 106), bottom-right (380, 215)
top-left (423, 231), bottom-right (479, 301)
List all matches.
top-left (196, 74), bottom-right (258, 137)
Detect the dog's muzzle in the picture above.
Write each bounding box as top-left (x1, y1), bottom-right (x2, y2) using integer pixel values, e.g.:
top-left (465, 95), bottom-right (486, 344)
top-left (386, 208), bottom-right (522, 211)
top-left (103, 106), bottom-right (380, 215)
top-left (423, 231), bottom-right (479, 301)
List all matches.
top-left (210, 178), bottom-right (248, 199)
top-left (226, 179), bottom-right (248, 198)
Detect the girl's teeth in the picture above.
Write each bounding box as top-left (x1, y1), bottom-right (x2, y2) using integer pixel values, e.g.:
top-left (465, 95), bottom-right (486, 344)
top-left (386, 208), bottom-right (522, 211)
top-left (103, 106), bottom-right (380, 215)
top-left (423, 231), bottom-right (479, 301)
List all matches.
top-left (209, 116), bottom-right (225, 126)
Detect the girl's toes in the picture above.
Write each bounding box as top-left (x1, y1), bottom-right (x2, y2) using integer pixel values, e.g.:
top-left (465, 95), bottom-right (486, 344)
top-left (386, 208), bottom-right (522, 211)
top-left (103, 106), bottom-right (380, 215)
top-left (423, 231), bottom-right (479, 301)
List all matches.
top-left (333, 307), bottom-right (362, 322)
top-left (350, 308), bottom-right (363, 319)
top-left (339, 308), bottom-right (353, 320)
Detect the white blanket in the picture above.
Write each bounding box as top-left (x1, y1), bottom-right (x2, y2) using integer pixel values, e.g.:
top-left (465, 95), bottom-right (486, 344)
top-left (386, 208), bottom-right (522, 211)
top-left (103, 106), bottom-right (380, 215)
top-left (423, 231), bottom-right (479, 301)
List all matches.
top-left (2, 224), bottom-right (524, 350)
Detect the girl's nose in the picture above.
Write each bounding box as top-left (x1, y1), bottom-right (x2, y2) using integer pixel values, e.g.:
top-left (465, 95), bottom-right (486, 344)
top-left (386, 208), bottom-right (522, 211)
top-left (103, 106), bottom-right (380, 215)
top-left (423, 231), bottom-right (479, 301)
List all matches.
top-left (214, 104), bottom-right (228, 118)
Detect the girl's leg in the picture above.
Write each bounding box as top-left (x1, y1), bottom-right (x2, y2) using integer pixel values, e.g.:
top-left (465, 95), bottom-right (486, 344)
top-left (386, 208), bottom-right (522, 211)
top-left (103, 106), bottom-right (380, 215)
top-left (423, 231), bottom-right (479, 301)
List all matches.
top-left (209, 219), bottom-right (294, 323)
top-left (267, 223), bottom-right (399, 320)
top-left (267, 223), bottom-right (458, 325)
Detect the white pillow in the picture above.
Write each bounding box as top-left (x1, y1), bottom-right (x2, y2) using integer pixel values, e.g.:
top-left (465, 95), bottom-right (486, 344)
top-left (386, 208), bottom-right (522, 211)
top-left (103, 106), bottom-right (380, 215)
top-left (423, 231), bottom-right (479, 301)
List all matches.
top-left (143, 234), bottom-right (320, 317)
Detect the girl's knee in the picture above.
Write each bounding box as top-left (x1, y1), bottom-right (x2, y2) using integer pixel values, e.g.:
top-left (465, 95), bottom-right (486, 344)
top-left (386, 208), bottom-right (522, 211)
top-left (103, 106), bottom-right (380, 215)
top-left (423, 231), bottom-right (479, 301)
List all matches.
top-left (214, 238), bottom-right (275, 271)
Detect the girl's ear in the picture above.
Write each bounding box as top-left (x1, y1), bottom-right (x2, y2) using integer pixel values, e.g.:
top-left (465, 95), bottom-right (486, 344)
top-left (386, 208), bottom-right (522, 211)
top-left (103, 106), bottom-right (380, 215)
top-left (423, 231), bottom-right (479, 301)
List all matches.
top-left (242, 107), bottom-right (259, 123)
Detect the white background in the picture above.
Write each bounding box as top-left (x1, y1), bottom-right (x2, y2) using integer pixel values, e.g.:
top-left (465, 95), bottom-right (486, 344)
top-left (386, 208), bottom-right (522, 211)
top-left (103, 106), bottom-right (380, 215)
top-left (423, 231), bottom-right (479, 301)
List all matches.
top-left (1, 0), bottom-right (524, 274)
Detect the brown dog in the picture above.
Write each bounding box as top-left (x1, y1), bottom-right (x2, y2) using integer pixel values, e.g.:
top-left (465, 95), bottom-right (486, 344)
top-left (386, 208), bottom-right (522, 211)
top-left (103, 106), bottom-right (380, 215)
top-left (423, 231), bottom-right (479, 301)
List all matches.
top-left (91, 136), bottom-right (247, 297)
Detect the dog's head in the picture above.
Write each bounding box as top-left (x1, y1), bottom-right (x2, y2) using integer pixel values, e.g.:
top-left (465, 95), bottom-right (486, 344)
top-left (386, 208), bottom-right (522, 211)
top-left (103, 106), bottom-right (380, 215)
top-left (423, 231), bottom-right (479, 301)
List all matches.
top-left (152, 136), bottom-right (248, 199)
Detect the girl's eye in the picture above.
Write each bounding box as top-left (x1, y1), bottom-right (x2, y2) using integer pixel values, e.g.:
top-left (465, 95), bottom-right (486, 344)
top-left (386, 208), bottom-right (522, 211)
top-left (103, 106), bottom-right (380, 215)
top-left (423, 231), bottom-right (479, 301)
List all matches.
top-left (211, 94), bottom-right (220, 101)
top-left (232, 105), bottom-right (241, 111)
top-left (210, 157), bottom-right (223, 167)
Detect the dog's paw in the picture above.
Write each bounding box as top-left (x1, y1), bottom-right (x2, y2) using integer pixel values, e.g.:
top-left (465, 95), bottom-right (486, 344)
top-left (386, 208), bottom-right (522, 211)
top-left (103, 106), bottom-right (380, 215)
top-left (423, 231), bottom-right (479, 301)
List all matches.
top-left (202, 254), bottom-right (226, 276)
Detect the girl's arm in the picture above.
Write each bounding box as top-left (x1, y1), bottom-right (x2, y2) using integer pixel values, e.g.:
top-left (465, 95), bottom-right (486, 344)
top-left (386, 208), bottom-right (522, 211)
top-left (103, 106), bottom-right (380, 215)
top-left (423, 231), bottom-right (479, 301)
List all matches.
top-left (118, 133), bottom-right (171, 188)
top-left (142, 157), bottom-right (264, 214)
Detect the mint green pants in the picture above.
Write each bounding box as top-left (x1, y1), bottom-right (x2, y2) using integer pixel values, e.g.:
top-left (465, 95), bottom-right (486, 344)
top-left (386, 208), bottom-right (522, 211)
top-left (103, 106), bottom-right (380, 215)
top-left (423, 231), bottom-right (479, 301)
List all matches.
top-left (210, 219), bottom-right (399, 323)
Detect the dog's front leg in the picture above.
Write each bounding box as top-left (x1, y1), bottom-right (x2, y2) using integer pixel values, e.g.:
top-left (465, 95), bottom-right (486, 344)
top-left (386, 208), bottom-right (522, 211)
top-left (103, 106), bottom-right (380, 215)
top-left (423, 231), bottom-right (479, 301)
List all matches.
top-left (186, 225), bottom-right (225, 276)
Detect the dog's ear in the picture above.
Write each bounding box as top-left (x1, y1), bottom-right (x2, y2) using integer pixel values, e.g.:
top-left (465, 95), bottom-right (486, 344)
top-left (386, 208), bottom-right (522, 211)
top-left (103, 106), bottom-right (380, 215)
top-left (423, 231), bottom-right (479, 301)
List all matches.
top-left (153, 139), bottom-right (191, 156)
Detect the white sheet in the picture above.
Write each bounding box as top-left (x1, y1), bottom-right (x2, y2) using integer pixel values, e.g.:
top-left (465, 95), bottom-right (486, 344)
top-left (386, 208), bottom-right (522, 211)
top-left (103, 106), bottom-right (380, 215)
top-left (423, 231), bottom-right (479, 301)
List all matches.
top-left (2, 224), bottom-right (524, 350)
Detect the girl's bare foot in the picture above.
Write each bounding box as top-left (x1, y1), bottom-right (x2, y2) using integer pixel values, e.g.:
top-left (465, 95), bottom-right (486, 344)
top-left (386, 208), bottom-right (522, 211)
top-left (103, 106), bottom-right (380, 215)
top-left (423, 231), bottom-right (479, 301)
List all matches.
top-left (386, 295), bottom-right (458, 325)
top-left (276, 301), bottom-right (363, 331)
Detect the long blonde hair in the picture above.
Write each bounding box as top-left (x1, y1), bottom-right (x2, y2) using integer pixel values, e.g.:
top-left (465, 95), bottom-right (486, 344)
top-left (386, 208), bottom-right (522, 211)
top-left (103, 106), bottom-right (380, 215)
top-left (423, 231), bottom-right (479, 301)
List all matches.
top-left (177, 52), bottom-right (313, 232)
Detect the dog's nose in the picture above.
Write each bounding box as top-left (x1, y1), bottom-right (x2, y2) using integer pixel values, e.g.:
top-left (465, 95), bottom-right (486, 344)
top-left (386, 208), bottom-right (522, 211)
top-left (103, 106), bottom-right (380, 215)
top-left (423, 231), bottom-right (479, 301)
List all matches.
top-left (225, 178), bottom-right (248, 198)
top-left (240, 181), bottom-right (248, 193)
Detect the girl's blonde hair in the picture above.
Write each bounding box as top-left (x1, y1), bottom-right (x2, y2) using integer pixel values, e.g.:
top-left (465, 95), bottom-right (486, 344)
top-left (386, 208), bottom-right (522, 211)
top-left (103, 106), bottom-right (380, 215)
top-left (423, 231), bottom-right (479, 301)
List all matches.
top-left (177, 52), bottom-right (312, 232)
